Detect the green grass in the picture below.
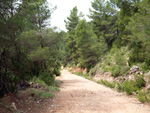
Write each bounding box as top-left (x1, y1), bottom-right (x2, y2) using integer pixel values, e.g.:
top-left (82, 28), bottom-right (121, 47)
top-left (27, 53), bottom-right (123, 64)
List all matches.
top-left (97, 80), bottom-right (117, 88)
top-left (116, 83), bottom-right (124, 92)
top-left (122, 80), bottom-right (135, 95)
top-left (28, 89), bottom-right (55, 99)
top-left (48, 86), bottom-right (60, 91)
top-left (74, 72), bottom-right (93, 81)
top-left (137, 91), bottom-right (148, 103)
top-left (34, 79), bottom-right (47, 87)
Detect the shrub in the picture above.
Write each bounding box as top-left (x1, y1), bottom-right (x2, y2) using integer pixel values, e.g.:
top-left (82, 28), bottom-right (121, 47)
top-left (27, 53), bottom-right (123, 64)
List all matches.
top-left (114, 52), bottom-right (126, 66)
top-left (98, 80), bottom-right (116, 88)
top-left (40, 92), bottom-right (55, 98)
top-left (122, 80), bottom-right (134, 95)
top-left (137, 91), bottom-right (148, 103)
top-left (116, 83), bottom-right (124, 92)
top-left (39, 71), bottom-right (55, 86)
top-left (120, 66), bottom-right (130, 75)
top-left (139, 62), bottom-right (149, 72)
top-left (28, 89), bottom-right (55, 98)
top-left (48, 86), bottom-right (60, 91)
top-left (111, 66), bottom-right (121, 77)
top-left (134, 75), bottom-right (145, 89)
top-left (54, 68), bottom-right (61, 76)
top-left (34, 78), bottom-right (47, 87)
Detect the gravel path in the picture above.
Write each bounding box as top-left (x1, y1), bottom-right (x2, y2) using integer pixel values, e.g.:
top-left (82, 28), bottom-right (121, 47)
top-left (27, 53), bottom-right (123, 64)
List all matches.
top-left (47, 69), bottom-right (150, 113)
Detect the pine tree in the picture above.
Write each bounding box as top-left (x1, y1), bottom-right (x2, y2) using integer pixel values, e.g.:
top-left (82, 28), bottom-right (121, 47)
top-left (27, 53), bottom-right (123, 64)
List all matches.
top-left (64, 6), bottom-right (80, 64)
top-left (75, 20), bottom-right (100, 71)
top-left (89, 0), bottom-right (118, 48)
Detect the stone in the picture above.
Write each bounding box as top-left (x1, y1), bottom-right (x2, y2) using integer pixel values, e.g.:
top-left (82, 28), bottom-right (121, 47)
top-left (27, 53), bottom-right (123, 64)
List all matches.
top-left (135, 71), bottom-right (140, 75)
top-left (140, 71), bottom-right (144, 75)
top-left (33, 83), bottom-right (41, 88)
top-left (146, 85), bottom-right (150, 90)
top-left (129, 65), bottom-right (139, 74)
top-left (11, 102), bottom-right (17, 111)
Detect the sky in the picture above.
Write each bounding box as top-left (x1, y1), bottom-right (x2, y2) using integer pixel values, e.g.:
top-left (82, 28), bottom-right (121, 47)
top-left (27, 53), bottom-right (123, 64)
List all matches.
top-left (48, 0), bottom-right (93, 31)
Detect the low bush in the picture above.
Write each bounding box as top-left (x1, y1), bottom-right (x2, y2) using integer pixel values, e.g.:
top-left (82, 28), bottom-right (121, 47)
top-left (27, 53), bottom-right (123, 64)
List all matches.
top-left (116, 83), bottom-right (124, 92)
top-left (120, 76), bottom-right (145, 95)
top-left (137, 91), bottom-right (148, 103)
top-left (28, 89), bottom-right (55, 98)
top-left (39, 71), bottom-right (55, 86)
top-left (134, 75), bottom-right (145, 89)
top-left (98, 80), bottom-right (117, 88)
top-left (53, 68), bottom-right (61, 76)
top-left (32, 77), bottom-right (47, 87)
top-left (122, 80), bottom-right (135, 95)
top-left (48, 86), bottom-right (60, 91)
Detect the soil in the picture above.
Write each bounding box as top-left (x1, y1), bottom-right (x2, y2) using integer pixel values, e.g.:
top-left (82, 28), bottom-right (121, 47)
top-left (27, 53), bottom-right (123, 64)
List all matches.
top-left (1, 69), bottom-right (150, 113)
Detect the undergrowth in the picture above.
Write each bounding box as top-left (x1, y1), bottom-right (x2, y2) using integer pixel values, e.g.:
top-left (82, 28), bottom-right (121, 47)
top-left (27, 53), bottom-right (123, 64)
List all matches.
top-left (28, 89), bottom-right (55, 99)
top-left (97, 80), bottom-right (117, 89)
top-left (74, 71), bottom-right (93, 80)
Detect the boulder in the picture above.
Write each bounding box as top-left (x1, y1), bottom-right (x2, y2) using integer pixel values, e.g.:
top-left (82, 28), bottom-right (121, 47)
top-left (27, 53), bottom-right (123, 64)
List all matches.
top-left (11, 102), bottom-right (17, 111)
top-left (129, 65), bottom-right (139, 74)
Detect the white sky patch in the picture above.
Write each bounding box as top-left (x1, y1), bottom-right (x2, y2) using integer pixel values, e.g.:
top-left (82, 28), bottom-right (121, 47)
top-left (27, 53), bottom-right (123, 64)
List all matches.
top-left (48, 0), bottom-right (93, 31)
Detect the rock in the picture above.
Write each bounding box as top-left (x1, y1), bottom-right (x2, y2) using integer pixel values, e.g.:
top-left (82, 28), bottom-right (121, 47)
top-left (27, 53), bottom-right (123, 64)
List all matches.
top-left (30, 82), bottom-right (34, 85)
top-left (128, 74), bottom-right (135, 80)
top-left (140, 71), bottom-right (144, 75)
top-left (33, 83), bottom-right (41, 88)
top-left (11, 102), bottom-right (17, 111)
top-left (135, 71), bottom-right (140, 75)
top-left (129, 65), bottom-right (139, 74)
top-left (146, 85), bottom-right (150, 90)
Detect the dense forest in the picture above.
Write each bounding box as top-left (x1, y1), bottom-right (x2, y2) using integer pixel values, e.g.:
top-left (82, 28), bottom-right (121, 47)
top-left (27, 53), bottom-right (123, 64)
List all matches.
top-left (64, 0), bottom-right (150, 72)
top-left (0, 0), bottom-right (65, 97)
top-left (1, 0), bottom-right (150, 98)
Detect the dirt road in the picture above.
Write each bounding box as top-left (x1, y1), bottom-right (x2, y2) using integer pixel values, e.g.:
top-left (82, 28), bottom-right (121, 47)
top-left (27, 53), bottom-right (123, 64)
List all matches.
top-left (47, 69), bottom-right (150, 113)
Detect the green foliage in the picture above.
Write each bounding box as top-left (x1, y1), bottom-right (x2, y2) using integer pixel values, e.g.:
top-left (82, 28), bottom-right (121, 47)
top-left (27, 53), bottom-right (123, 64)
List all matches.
top-left (28, 89), bottom-right (55, 99)
top-left (116, 83), bottom-right (124, 92)
top-left (75, 20), bottom-right (100, 71)
top-left (48, 86), bottom-right (60, 91)
top-left (117, 76), bottom-right (145, 95)
top-left (134, 75), bottom-right (146, 89)
top-left (74, 71), bottom-right (93, 80)
top-left (64, 6), bottom-right (80, 64)
top-left (122, 80), bottom-right (135, 95)
top-left (114, 52), bottom-right (126, 66)
top-left (64, 6), bottom-right (79, 31)
top-left (0, 0), bottom-right (61, 97)
top-left (98, 80), bottom-right (117, 88)
top-left (127, 0), bottom-right (150, 67)
top-left (31, 76), bottom-right (47, 87)
top-left (137, 91), bottom-right (148, 103)
top-left (89, 0), bottom-right (118, 47)
top-left (111, 66), bottom-right (121, 77)
top-left (39, 71), bottom-right (55, 86)
top-left (139, 62), bottom-right (149, 72)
